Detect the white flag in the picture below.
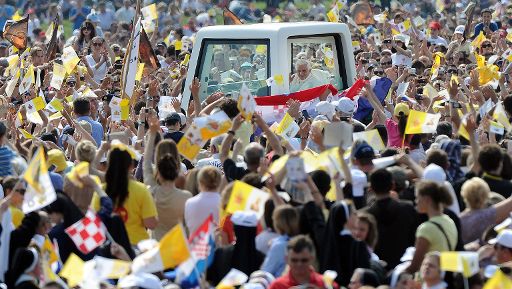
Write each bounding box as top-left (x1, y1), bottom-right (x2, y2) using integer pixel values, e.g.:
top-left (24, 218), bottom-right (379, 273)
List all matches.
top-left (121, 17), bottom-right (141, 98)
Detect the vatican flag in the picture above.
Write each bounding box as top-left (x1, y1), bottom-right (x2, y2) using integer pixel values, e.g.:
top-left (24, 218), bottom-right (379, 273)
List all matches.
top-left (22, 146), bottom-right (57, 213)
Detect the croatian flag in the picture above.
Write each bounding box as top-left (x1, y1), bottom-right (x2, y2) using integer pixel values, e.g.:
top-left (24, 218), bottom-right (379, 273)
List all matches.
top-left (175, 215), bottom-right (216, 288)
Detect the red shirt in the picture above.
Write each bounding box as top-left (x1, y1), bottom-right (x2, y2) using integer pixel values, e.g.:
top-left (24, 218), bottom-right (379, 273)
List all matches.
top-left (268, 269), bottom-right (339, 289)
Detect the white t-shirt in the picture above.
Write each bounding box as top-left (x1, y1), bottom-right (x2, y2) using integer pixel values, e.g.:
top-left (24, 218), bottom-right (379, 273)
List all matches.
top-left (86, 54), bottom-right (107, 83)
top-left (184, 192), bottom-right (220, 233)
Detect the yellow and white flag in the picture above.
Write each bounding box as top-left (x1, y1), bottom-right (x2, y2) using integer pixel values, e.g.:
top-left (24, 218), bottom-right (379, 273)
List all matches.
top-left (22, 147), bottom-right (57, 213)
top-left (275, 113), bottom-right (300, 140)
top-left (121, 17), bottom-right (141, 99)
top-left (353, 129), bottom-right (385, 152)
top-left (46, 98), bottom-right (64, 112)
top-left (196, 110), bottom-right (232, 140)
top-left (216, 268), bottom-right (248, 289)
top-left (493, 101), bottom-right (512, 131)
top-left (440, 251), bottom-right (479, 277)
top-left (141, 3), bottom-right (158, 20)
top-left (59, 253), bottom-right (85, 287)
top-left (131, 224), bottom-right (190, 273)
top-left (50, 63), bottom-right (66, 89)
top-left (471, 31), bottom-right (486, 49)
top-left (5, 70), bottom-right (20, 98)
top-left (226, 181), bottom-right (269, 218)
top-left (326, 8), bottom-right (339, 22)
top-left (135, 62), bottom-right (145, 81)
top-left (4, 54), bottom-right (19, 77)
top-left (483, 268), bottom-right (512, 289)
top-left (178, 123), bottom-right (206, 161)
top-left (237, 83), bottom-right (256, 121)
top-left (397, 18), bottom-right (411, 33)
top-left (405, 110), bottom-right (441, 134)
top-left (62, 46), bottom-right (80, 74)
top-left (84, 256), bottom-right (131, 280)
top-left (18, 64), bottom-right (34, 94)
top-left (25, 96), bottom-right (47, 115)
top-left (18, 128), bottom-right (33, 139)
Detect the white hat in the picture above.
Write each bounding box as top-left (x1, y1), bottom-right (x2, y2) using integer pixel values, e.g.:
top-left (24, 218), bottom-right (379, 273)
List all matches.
top-left (333, 97), bottom-right (356, 116)
top-left (489, 229), bottom-right (512, 248)
top-left (381, 49), bottom-right (392, 56)
top-left (454, 25), bottom-right (465, 35)
top-left (118, 273), bottom-right (163, 289)
top-left (423, 163), bottom-right (446, 183)
top-left (315, 101), bottom-right (336, 120)
top-left (350, 168), bottom-right (367, 197)
top-left (178, 112), bottom-right (186, 126)
top-left (231, 211), bottom-right (259, 227)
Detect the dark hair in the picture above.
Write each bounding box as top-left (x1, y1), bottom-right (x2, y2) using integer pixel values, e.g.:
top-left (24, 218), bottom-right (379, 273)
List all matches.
top-left (411, 60), bottom-right (426, 73)
top-left (356, 268), bottom-right (380, 287)
top-left (40, 132), bottom-right (57, 144)
top-left (426, 149), bottom-right (449, 169)
top-left (73, 97), bottom-right (91, 116)
top-left (1, 176), bottom-right (18, 192)
top-left (0, 122), bottom-right (6, 138)
top-left (397, 114), bottom-right (407, 137)
top-left (503, 96), bottom-right (512, 117)
top-left (479, 144), bottom-right (503, 173)
top-left (106, 148), bottom-right (132, 207)
top-left (78, 20), bottom-right (96, 45)
top-left (219, 98), bottom-right (240, 119)
top-left (370, 168), bottom-right (393, 194)
top-left (436, 121), bottom-right (453, 137)
top-left (263, 199), bottom-right (275, 232)
top-left (375, 124), bottom-right (388, 146)
top-left (416, 180), bottom-right (453, 207)
top-left (381, 147), bottom-right (399, 157)
top-left (287, 235), bottom-right (315, 254)
top-left (310, 170), bottom-right (331, 197)
top-left (157, 153), bottom-right (179, 181)
top-left (241, 173), bottom-right (263, 189)
top-left (501, 152), bottom-right (512, 180)
top-left (42, 281), bottom-right (66, 289)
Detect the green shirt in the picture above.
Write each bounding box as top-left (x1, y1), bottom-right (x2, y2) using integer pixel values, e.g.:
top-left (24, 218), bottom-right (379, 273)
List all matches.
top-left (416, 215), bottom-right (457, 252)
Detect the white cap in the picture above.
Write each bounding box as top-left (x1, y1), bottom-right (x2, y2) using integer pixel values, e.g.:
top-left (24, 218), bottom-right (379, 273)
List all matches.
top-left (454, 25), bottom-right (465, 35)
top-left (315, 101), bottom-right (336, 120)
top-left (350, 168), bottom-right (367, 197)
top-left (178, 112), bottom-right (186, 126)
top-left (333, 97), bottom-right (356, 116)
top-left (423, 163), bottom-right (446, 183)
top-left (489, 229), bottom-right (512, 248)
top-left (231, 211), bottom-right (259, 227)
top-left (118, 273), bottom-right (163, 289)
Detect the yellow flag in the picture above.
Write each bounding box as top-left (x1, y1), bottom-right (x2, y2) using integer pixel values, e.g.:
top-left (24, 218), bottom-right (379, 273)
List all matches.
top-left (493, 101), bottom-right (512, 131)
top-left (483, 269), bottom-right (512, 289)
top-left (471, 31), bottom-right (486, 48)
top-left (19, 64), bottom-right (35, 93)
top-left (327, 8), bottom-right (338, 22)
top-left (12, 10), bottom-right (23, 21)
top-left (353, 129), bottom-right (385, 151)
top-left (18, 128), bottom-right (33, 139)
top-left (477, 64), bottom-right (500, 85)
top-left (59, 253), bottom-right (85, 287)
top-left (62, 46), bottom-right (80, 74)
top-left (135, 62), bottom-right (145, 81)
top-left (475, 53), bottom-right (486, 68)
top-left (131, 224), bottom-right (190, 273)
top-left (226, 181), bottom-right (268, 217)
top-left (405, 110), bottom-right (441, 134)
top-left (50, 63), bottom-right (66, 89)
top-left (25, 96), bottom-right (47, 115)
top-left (47, 98), bottom-right (64, 112)
top-left (181, 54), bottom-right (190, 66)
top-left (175, 40), bottom-right (182, 50)
top-left (431, 54), bottom-right (441, 79)
top-left (141, 3), bottom-right (158, 20)
top-left (274, 74), bottom-right (284, 86)
top-left (120, 98), bottom-right (130, 120)
top-left (440, 252), bottom-right (479, 277)
top-left (458, 123), bottom-right (470, 140)
top-left (66, 162), bottom-right (90, 188)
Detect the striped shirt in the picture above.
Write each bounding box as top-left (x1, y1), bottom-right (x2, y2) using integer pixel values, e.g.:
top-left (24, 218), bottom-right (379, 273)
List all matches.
top-left (0, 146), bottom-right (15, 177)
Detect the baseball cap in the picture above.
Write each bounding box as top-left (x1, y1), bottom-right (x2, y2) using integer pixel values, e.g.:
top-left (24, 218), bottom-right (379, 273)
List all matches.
top-left (394, 103), bottom-right (410, 116)
top-left (489, 229), bottom-right (512, 248)
top-left (422, 163), bottom-right (446, 183)
top-left (454, 25), bottom-right (465, 35)
top-left (0, 42), bottom-right (9, 48)
top-left (315, 101), bottom-right (335, 120)
top-left (333, 97), bottom-right (356, 116)
top-left (429, 21), bottom-right (442, 30)
top-left (353, 141), bottom-right (375, 160)
top-left (118, 273), bottom-right (163, 289)
top-left (164, 112), bottom-right (181, 125)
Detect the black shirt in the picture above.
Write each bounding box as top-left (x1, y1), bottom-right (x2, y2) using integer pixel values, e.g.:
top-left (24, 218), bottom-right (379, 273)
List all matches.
top-left (223, 158), bottom-right (250, 182)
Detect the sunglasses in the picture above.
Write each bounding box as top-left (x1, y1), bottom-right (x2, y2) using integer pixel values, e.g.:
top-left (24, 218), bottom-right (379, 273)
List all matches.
top-left (290, 258), bottom-right (309, 264)
top-left (374, 70), bottom-right (384, 75)
top-left (81, 27), bottom-right (92, 31)
top-left (482, 44), bottom-right (493, 49)
top-left (92, 42), bottom-right (103, 46)
top-left (16, 189), bottom-right (26, 195)
top-left (383, 40), bottom-right (392, 44)
top-left (380, 61), bottom-right (392, 66)
top-left (67, 81), bottom-right (76, 86)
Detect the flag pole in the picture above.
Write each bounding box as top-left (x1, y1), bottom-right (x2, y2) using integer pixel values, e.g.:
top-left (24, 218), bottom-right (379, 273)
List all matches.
top-left (120, 0), bottom-right (142, 100)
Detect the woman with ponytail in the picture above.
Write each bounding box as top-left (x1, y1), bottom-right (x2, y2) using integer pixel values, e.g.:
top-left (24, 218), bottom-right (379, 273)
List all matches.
top-left (144, 114), bottom-right (192, 240)
top-left (91, 145), bottom-right (158, 245)
top-left (406, 181), bottom-right (458, 273)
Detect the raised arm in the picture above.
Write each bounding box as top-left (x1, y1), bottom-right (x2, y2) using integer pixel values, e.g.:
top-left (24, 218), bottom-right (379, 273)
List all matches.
top-left (253, 113), bottom-right (284, 156)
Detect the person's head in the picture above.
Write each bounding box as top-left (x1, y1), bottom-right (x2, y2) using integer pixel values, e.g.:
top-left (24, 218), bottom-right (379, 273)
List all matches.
top-left (353, 211), bottom-right (378, 249)
top-left (123, 0), bottom-right (130, 7)
top-left (184, 168), bottom-right (200, 196)
top-left (415, 180), bottom-right (453, 213)
top-left (295, 59), bottom-right (311, 81)
top-left (75, 140), bottom-right (97, 162)
top-left (352, 140), bottom-right (375, 169)
top-left (263, 199), bottom-right (276, 232)
top-left (30, 46), bottom-right (45, 66)
top-left (426, 149), bottom-right (449, 170)
top-left (156, 153), bottom-right (179, 182)
top-left (219, 98), bottom-right (239, 119)
top-left (380, 54), bottom-right (392, 69)
top-left (1, 177), bottom-right (23, 207)
top-left (490, 230), bottom-right (512, 264)
top-left (429, 21), bottom-right (441, 37)
top-left (436, 121), bottom-right (453, 138)
top-left (244, 142), bottom-right (265, 169)
top-left (42, 281), bottom-right (65, 289)
top-left (394, 103), bottom-right (410, 137)
top-left (106, 148), bottom-right (134, 208)
top-left (197, 166), bottom-right (221, 192)
top-left (503, 95), bottom-right (512, 117)
top-left (480, 40), bottom-right (493, 56)
top-left (370, 168), bottom-right (393, 195)
top-left (272, 205), bottom-right (299, 236)
top-left (310, 170), bottom-right (331, 198)
top-left (155, 139), bottom-right (179, 165)
top-left (210, 134), bottom-right (225, 154)
top-left (79, 21), bottom-right (96, 40)
top-left (478, 144), bottom-right (503, 174)
top-left (164, 112), bottom-right (181, 131)
top-left (8, 247), bottom-right (41, 288)
top-left (0, 121), bottom-right (7, 146)
top-left (73, 97), bottom-right (91, 117)
top-left (461, 177), bottom-right (490, 210)
top-left (481, 8), bottom-right (492, 24)
top-left (349, 268), bottom-right (380, 289)
top-left (91, 36), bottom-right (106, 55)
top-left (420, 252), bottom-right (443, 287)
top-left (286, 235), bottom-right (316, 277)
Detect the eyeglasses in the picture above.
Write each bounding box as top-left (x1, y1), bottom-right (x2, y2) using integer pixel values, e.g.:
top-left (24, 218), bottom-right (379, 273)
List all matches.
top-left (482, 44), bottom-right (493, 49)
top-left (290, 258), bottom-right (309, 264)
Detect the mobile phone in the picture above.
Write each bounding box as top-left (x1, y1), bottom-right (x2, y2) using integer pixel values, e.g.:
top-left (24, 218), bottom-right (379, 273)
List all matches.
top-left (144, 108), bottom-right (149, 113)
top-left (302, 109), bottom-right (310, 120)
top-left (451, 102), bottom-right (462, 109)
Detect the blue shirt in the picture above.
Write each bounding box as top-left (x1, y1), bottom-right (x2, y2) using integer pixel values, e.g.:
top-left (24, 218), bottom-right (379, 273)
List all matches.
top-left (473, 22), bottom-right (498, 38)
top-left (260, 235), bottom-right (289, 277)
top-left (0, 146), bottom-right (15, 177)
top-left (49, 172), bottom-right (63, 191)
top-left (76, 116), bottom-right (104, 147)
top-left (0, 5), bottom-right (15, 29)
top-left (69, 6), bottom-right (91, 30)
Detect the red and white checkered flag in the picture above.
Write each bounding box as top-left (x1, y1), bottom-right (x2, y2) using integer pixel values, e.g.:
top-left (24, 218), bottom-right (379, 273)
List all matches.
top-left (65, 210), bottom-right (107, 254)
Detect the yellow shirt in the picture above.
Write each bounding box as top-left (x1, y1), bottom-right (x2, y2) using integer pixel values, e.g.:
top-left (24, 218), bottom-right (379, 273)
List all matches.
top-left (416, 215), bottom-right (458, 252)
top-left (10, 206), bottom-right (24, 228)
top-left (91, 180), bottom-right (158, 245)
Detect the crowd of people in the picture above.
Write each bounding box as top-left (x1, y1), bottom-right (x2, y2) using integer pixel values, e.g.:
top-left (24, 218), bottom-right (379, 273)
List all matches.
top-left (1, 0), bottom-right (512, 288)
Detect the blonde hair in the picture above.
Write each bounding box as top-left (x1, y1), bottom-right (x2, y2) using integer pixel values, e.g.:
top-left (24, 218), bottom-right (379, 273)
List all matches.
top-left (272, 205), bottom-right (299, 236)
top-left (75, 140), bottom-right (97, 162)
top-left (461, 177), bottom-right (490, 210)
top-left (198, 166), bottom-right (222, 191)
top-left (184, 168), bottom-right (200, 196)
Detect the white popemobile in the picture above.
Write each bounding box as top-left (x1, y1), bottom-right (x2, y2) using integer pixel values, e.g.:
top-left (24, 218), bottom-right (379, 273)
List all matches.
top-left (181, 22), bottom-right (356, 109)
